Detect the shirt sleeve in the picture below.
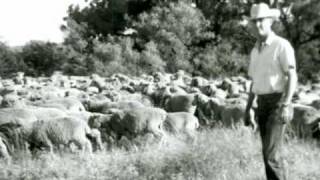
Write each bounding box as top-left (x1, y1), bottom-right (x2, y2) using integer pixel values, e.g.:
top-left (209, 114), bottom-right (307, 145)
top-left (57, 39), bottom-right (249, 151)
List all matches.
top-left (279, 40), bottom-right (296, 73)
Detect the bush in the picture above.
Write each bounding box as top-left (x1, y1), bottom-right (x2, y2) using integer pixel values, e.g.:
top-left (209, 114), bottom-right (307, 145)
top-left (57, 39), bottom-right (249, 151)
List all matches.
top-left (87, 36), bottom-right (141, 76)
top-left (62, 53), bottom-right (91, 76)
top-left (0, 42), bottom-right (25, 77)
top-left (20, 41), bottom-right (67, 76)
top-left (140, 41), bottom-right (166, 74)
top-left (135, 1), bottom-right (210, 74)
top-left (296, 41), bottom-right (320, 83)
top-left (192, 41), bottom-right (249, 78)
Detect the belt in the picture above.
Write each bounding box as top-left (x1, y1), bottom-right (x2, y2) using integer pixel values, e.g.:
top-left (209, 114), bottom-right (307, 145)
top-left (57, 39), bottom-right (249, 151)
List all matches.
top-left (257, 92), bottom-right (283, 99)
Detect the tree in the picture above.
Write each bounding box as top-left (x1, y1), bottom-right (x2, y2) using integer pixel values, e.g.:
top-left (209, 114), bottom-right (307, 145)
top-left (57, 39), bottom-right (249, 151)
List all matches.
top-left (276, 0), bottom-right (320, 82)
top-left (192, 40), bottom-right (248, 78)
top-left (20, 41), bottom-right (67, 76)
top-left (60, 0), bottom-right (320, 81)
top-left (140, 41), bottom-right (166, 73)
top-left (134, 1), bottom-right (211, 73)
top-left (63, 0), bottom-right (159, 44)
top-left (196, 0), bottom-right (320, 81)
top-left (61, 0), bottom-right (160, 76)
top-left (0, 42), bottom-right (25, 77)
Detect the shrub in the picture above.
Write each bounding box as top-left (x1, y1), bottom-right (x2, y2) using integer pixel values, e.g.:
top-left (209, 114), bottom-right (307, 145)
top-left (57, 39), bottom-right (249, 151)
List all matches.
top-left (20, 41), bottom-right (67, 76)
top-left (0, 42), bottom-right (25, 77)
top-left (135, 1), bottom-right (209, 74)
top-left (192, 41), bottom-right (249, 78)
top-left (139, 41), bottom-right (166, 74)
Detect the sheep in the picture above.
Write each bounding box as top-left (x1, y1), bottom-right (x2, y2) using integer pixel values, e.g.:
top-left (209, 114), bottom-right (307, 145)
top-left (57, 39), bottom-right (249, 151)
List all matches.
top-left (0, 136), bottom-right (10, 160)
top-left (0, 123), bottom-right (27, 159)
top-left (164, 112), bottom-right (199, 142)
top-left (86, 100), bottom-right (144, 114)
top-left (29, 97), bottom-right (86, 112)
top-left (28, 117), bottom-right (95, 154)
top-left (0, 108), bottom-right (37, 126)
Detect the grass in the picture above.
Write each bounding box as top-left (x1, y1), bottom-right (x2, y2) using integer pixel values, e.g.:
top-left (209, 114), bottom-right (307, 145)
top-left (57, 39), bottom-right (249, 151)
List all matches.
top-left (0, 127), bottom-right (319, 180)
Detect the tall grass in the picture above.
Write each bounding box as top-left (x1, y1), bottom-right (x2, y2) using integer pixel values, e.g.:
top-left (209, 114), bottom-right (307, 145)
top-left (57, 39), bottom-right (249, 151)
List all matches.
top-left (0, 127), bottom-right (319, 180)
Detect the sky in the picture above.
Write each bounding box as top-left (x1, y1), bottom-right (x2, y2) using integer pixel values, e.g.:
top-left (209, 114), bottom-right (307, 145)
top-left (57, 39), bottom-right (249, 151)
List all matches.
top-left (0, 0), bottom-right (88, 46)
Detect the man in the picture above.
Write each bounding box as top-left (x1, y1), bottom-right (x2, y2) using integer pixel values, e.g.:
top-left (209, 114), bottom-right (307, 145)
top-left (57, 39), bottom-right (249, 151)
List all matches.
top-left (244, 3), bottom-right (297, 180)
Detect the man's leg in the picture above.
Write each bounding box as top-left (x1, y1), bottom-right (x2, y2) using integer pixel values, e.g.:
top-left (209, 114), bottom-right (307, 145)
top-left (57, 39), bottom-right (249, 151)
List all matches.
top-left (260, 107), bottom-right (287, 180)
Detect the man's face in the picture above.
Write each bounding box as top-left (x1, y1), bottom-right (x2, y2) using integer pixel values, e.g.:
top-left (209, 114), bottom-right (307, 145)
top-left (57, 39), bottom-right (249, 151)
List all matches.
top-left (251, 17), bottom-right (273, 37)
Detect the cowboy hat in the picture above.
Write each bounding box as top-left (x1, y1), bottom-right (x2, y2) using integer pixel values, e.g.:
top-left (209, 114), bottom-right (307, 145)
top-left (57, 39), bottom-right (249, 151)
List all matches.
top-left (250, 3), bottom-right (280, 20)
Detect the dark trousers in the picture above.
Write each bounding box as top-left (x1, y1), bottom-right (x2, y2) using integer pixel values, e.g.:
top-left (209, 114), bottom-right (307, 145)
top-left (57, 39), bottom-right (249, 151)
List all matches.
top-left (257, 93), bottom-right (287, 180)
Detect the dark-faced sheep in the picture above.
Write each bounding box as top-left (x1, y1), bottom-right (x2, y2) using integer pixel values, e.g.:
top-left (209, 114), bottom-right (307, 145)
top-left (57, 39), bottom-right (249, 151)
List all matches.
top-left (164, 94), bottom-right (197, 114)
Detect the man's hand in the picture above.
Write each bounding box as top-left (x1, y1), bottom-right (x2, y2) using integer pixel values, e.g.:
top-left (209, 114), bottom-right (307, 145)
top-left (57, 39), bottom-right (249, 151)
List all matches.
top-left (244, 109), bottom-right (256, 130)
top-left (278, 104), bottom-right (293, 124)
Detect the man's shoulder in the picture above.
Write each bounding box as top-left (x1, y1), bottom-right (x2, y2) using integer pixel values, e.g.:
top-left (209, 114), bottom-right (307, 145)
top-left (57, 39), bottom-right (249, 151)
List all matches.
top-left (250, 46), bottom-right (258, 58)
top-left (273, 34), bottom-right (293, 48)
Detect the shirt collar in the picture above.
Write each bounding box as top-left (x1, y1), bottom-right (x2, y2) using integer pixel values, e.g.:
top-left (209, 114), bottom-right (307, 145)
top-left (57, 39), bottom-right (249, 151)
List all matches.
top-left (254, 31), bottom-right (276, 50)
top-left (264, 31), bottom-right (275, 45)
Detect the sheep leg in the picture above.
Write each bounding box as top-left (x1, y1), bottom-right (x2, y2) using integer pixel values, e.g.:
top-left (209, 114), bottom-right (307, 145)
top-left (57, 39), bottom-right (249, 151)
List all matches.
top-left (149, 123), bottom-right (167, 147)
top-left (90, 129), bottom-right (103, 151)
top-left (83, 138), bottom-right (93, 154)
top-left (74, 137), bottom-right (93, 155)
top-left (184, 128), bottom-right (197, 145)
top-left (44, 140), bottom-right (54, 155)
top-left (36, 135), bottom-right (54, 154)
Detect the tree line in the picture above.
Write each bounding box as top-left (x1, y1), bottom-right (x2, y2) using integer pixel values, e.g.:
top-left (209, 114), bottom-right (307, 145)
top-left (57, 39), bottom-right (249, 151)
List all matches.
top-left (0, 0), bottom-right (319, 83)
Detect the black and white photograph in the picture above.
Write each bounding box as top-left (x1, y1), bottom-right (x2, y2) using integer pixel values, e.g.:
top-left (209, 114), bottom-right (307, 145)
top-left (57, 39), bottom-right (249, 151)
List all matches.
top-left (0, 0), bottom-right (320, 179)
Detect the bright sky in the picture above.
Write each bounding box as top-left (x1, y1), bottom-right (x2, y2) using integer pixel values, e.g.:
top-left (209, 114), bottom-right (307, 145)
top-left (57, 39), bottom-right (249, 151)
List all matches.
top-left (0, 0), bottom-right (88, 46)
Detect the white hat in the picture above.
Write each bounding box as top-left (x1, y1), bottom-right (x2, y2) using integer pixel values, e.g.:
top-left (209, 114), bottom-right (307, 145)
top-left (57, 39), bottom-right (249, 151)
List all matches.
top-left (250, 3), bottom-right (280, 20)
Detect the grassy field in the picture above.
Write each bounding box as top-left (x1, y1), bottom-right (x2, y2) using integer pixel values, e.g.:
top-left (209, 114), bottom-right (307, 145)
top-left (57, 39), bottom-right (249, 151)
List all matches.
top-left (0, 127), bottom-right (319, 180)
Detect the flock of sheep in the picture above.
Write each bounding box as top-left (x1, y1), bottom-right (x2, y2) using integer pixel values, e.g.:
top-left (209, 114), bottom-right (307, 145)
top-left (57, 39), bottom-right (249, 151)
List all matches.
top-left (0, 70), bottom-right (319, 161)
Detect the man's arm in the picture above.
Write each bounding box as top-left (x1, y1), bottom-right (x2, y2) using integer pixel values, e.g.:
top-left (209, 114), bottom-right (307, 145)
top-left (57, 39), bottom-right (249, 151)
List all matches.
top-left (281, 68), bottom-right (297, 105)
top-left (245, 82), bottom-right (256, 112)
top-left (279, 40), bottom-right (297, 106)
top-left (278, 67), bottom-right (297, 124)
top-left (245, 82), bottom-right (256, 127)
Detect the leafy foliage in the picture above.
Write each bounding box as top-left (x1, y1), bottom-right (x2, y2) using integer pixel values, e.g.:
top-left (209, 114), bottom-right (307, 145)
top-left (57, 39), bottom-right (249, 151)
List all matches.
top-left (134, 1), bottom-right (211, 73)
top-left (20, 41), bottom-right (67, 76)
top-left (192, 41), bottom-right (249, 78)
top-left (1, 0), bottom-right (320, 81)
top-left (140, 41), bottom-right (166, 74)
top-left (0, 43), bottom-right (25, 77)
